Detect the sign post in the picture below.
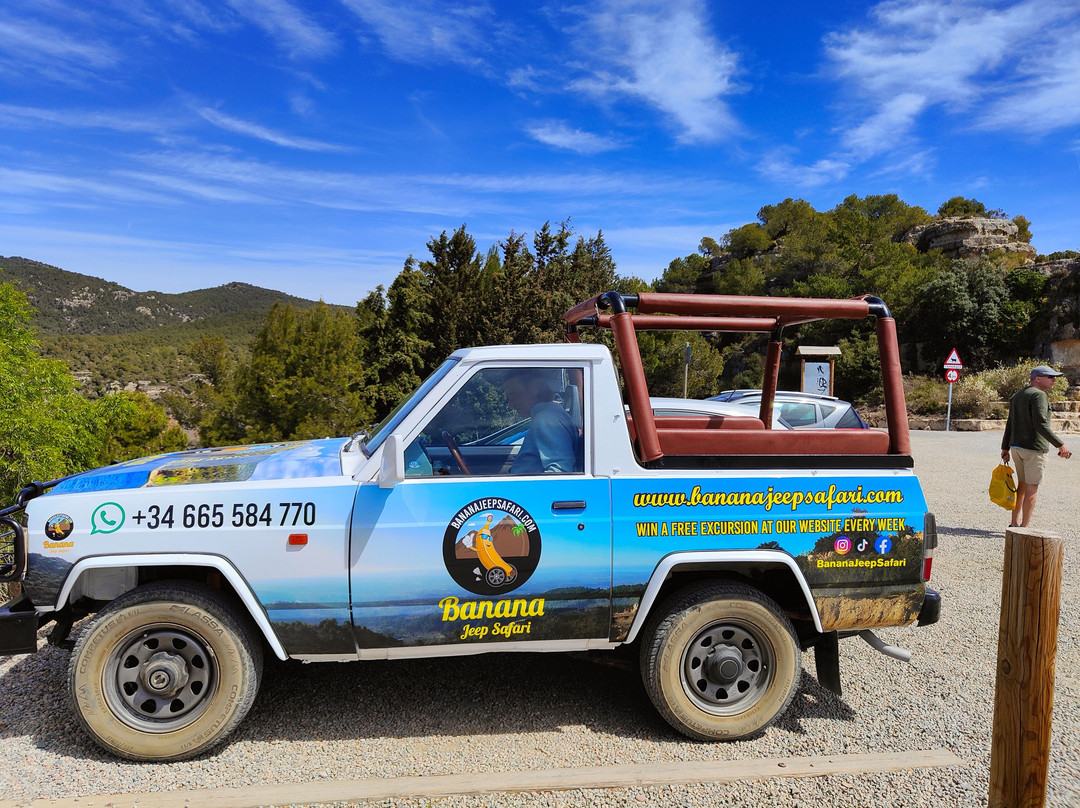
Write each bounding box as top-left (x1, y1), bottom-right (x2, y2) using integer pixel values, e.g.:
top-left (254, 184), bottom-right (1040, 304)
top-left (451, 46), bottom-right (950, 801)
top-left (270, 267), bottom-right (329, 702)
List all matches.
top-left (943, 349), bottom-right (963, 431)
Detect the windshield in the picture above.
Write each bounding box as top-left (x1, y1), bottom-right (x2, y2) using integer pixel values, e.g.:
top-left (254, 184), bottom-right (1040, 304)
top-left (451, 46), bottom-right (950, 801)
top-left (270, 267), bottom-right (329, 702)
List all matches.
top-left (365, 359), bottom-right (459, 452)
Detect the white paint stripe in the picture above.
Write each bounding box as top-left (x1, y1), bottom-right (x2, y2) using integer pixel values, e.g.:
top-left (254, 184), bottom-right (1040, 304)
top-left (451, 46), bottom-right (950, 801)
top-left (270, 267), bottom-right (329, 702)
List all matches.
top-left (0, 749), bottom-right (964, 808)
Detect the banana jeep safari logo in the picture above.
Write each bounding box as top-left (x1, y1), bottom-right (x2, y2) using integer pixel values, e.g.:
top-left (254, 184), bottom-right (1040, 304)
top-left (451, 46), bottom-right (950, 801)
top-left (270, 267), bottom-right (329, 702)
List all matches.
top-left (443, 498), bottom-right (541, 596)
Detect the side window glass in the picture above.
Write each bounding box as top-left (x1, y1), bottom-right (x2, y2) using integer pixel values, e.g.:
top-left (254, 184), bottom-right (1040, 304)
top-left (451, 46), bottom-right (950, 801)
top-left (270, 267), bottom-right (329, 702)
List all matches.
top-left (836, 407), bottom-right (864, 429)
top-left (779, 402), bottom-right (817, 428)
top-left (405, 367), bottom-right (584, 477)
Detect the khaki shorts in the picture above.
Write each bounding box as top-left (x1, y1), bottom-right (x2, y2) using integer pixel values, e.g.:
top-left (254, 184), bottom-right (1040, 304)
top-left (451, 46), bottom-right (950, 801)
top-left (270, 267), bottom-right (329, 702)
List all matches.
top-left (1011, 447), bottom-right (1048, 485)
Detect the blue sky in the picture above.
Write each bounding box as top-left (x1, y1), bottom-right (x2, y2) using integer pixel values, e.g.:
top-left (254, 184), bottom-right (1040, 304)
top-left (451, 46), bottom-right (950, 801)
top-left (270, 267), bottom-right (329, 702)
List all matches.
top-left (1, 0), bottom-right (1078, 305)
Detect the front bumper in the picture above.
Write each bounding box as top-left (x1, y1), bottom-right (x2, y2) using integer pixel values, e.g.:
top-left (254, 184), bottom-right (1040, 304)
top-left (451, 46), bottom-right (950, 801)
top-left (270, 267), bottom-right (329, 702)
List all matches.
top-left (917, 587), bottom-right (941, 627)
top-left (0, 594), bottom-right (39, 655)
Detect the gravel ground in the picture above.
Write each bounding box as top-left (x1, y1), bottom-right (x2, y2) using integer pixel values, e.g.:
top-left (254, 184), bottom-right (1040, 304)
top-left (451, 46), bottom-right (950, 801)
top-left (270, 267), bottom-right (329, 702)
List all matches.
top-left (1, 428), bottom-right (1078, 808)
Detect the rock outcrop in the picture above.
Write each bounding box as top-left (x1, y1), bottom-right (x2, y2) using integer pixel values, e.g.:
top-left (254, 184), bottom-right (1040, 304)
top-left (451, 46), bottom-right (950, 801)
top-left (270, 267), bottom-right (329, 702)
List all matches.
top-left (901, 217), bottom-right (1038, 262)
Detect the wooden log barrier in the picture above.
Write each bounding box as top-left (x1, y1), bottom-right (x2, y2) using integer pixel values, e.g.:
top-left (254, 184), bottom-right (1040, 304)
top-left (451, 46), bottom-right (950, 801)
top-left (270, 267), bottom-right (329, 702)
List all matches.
top-left (989, 527), bottom-right (1065, 808)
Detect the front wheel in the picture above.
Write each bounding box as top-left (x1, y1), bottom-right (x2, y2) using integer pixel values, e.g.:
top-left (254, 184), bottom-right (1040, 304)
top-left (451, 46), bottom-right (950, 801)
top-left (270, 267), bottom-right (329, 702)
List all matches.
top-left (68, 581), bottom-right (263, 761)
top-left (639, 581), bottom-right (800, 740)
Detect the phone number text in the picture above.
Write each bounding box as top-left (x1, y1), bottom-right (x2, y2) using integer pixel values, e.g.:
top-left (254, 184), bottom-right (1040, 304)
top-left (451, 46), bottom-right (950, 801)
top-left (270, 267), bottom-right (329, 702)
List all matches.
top-left (132, 502), bottom-right (317, 530)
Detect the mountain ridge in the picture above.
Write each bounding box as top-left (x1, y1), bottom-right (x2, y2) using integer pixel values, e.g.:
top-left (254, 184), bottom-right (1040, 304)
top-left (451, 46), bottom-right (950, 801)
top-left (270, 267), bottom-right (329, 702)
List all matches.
top-left (0, 255), bottom-right (325, 336)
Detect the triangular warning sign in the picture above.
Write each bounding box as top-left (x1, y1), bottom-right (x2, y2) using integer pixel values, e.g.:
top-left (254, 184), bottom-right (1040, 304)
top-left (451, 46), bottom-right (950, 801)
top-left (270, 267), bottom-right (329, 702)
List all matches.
top-left (943, 348), bottom-right (963, 368)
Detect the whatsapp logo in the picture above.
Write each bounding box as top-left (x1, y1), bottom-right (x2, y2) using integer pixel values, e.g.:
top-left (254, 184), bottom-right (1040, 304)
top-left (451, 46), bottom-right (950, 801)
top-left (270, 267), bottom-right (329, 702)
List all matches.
top-left (91, 502), bottom-right (125, 534)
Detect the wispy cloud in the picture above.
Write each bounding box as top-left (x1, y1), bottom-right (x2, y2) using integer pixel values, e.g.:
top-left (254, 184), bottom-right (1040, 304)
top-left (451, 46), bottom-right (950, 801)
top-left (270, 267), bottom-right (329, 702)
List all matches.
top-left (755, 148), bottom-right (851, 188)
top-left (525, 121), bottom-right (621, 154)
top-left (565, 0), bottom-right (742, 144)
top-left (0, 104), bottom-right (178, 134)
top-left (0, 168), bottom-right (175, 207)
top-left (339, 0), bottom-right (493, 68)
top-left (225, 0), bottom-right (336, 59)
top-left (196, 107), bottom-right (348, 152)
top-left (825, 0), bottom-right (1078, 154)
top-left (0, 15), bottom-right (120, 83)
top-left (976, 24), bottom-right (1080, 133)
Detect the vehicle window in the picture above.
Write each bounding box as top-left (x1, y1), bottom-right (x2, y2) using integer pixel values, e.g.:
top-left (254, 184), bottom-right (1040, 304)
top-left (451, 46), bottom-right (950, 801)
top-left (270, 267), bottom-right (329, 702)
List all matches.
top-left (366, 359), bottom-right (459, 452)
top-left (777, 402), bottom-right (818, 428)
top-left (405, 366), bottom-right (584, 477)
top-left (818, 404), bottom-right (838, 419)
top-left (836, 407), bottom-right (865, 429)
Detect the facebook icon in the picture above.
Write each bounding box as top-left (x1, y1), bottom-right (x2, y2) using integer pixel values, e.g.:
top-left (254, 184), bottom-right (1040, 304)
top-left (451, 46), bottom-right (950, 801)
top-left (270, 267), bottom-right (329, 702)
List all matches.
top-left (876, 537), bottom-right (892, 554)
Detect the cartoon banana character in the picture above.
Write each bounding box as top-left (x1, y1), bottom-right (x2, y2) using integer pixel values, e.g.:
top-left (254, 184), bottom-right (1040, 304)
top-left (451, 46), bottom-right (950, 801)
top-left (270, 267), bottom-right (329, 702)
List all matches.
top-left (474, 514), bottom-right (516, 586)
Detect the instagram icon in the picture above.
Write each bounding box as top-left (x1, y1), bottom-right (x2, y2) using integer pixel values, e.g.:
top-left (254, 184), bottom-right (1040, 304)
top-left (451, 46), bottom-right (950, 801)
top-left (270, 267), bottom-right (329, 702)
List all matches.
top-left (834, 537), bottom-right (852, 555)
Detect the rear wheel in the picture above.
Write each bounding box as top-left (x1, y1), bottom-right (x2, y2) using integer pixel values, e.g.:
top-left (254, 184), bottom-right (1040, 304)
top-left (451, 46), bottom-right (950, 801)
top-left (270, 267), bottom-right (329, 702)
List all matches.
top-left (639, 581), bottom-right (800, 740)
top-left (68, 581), bottom-right (263, 761)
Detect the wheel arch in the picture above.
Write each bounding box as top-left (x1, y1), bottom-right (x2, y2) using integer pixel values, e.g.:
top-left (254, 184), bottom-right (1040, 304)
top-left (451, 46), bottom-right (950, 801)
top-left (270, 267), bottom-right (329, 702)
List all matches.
top-left (624, 551), bottom-right (823, 644)
top-left (54, 554), bottom-right (288, 660)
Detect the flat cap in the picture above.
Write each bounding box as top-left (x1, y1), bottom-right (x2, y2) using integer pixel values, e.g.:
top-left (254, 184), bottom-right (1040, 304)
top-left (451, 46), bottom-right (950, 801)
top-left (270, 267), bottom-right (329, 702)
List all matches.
top-left (1031, 365), bottom-right (1065, 378)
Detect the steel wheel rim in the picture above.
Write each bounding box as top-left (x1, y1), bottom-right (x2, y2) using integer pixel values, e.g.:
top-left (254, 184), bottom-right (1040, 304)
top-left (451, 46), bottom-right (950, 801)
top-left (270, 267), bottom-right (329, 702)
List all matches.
top-left (103, 624), bottom-right (218, 733)
top-left (680, 618), bottom-right (775, 716)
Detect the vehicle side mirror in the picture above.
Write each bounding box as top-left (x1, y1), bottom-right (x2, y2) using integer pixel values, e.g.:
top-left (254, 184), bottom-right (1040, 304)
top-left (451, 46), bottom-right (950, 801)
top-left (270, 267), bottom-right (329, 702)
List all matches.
top-left (379, 434), bottom-right (406, 488)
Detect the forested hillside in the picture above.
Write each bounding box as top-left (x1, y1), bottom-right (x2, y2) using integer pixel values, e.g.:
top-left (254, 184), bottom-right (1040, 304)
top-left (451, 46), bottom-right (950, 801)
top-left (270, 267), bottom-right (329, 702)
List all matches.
top-left (0, 257), bottom-right (330, 392)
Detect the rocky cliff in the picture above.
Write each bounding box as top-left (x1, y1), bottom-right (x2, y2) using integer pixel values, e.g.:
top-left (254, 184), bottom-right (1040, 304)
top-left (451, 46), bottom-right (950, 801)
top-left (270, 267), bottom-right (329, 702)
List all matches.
top-left (900, 217), bottom-right (1038, 261)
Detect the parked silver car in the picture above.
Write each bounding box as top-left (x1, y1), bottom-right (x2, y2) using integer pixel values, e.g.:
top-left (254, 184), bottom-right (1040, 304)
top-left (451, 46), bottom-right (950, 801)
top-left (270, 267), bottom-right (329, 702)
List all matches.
top-left (709, 390), bottom-right (869, 429)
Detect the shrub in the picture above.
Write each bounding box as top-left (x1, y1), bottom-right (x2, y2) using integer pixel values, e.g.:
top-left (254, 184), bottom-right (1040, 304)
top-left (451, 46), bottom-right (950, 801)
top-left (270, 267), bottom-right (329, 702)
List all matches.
top-left (905, 375), bottom-right (948, 415)
top-left (980, 359), bottom-right (1066, 402)
top-left (951, 376), bottom-right (995, 418)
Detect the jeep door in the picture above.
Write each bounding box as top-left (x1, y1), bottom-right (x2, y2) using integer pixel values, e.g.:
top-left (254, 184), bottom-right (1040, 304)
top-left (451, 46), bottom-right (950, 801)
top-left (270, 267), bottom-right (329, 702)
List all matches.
top-left (348, 363), bottom-right (613, 653)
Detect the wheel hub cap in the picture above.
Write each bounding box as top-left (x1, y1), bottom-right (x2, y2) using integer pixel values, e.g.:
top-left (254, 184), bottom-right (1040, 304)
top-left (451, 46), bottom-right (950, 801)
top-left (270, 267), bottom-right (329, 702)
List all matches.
top-left (681, 621), bottom-right (773, 714)
top-left (106, 627), bottom-right (216, 731)
top-left (143, 652), bottom-right (189, 697)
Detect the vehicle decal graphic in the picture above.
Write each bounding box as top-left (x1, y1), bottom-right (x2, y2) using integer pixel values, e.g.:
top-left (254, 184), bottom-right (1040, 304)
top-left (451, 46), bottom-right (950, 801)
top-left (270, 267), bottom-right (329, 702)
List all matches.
top-left (47, 439), bottom-right (346, 494)
top-left (90, 503), bottom-right (125, 534)
top-left (44, 513), bottom-right (73, 540)
top-left (443, 498), bottom-right (541, 596)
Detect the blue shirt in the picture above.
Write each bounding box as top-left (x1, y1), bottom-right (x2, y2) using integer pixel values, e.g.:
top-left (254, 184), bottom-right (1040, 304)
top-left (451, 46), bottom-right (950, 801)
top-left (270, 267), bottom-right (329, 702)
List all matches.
top-left (511, 402), bottom-right (579, 474)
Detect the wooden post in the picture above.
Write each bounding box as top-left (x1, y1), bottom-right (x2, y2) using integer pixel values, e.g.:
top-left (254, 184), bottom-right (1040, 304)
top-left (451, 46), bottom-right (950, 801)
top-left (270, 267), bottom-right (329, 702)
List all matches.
top-left (988, 528), bottom-right (1064, 808)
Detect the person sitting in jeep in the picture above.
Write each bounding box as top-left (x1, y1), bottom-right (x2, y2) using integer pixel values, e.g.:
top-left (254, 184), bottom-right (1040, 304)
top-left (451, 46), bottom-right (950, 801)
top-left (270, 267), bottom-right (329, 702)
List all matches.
top-left (503, 369), bottom-right (580, 474)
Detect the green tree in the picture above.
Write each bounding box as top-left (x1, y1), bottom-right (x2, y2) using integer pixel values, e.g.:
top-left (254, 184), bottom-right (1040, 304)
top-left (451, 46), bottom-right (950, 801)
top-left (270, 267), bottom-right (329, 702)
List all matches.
top-left (911, 258), bottom-right (1017, 369)
top-left (97, 391), bottom-right (189, 462)
top-left (0, 278), bottom-right (181, 500)
top-left (1012, 215), bottom-right (1032, 243)
top-left (722, 223), bottom-right (773, 259)
top-left (235, 302), bottom-right (372, 441)
top-left (656, 254), bottom-right (708, 293)
top-left (937, 196), bottom-right (988, 218)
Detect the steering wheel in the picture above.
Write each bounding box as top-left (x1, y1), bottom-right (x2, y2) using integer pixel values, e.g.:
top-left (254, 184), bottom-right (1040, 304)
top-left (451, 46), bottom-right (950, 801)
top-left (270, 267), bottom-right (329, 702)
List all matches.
top-left (441, 430), bottom-right (472, 475)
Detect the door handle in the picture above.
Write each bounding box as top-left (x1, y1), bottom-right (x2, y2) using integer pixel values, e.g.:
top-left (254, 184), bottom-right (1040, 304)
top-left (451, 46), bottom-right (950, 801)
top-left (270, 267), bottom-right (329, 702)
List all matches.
top-left (552, 501), bottom-right (587, 510)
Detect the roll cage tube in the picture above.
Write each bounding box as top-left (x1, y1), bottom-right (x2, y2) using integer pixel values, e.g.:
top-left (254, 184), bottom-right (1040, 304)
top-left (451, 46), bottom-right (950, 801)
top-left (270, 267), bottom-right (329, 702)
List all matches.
top-left (563, 291), bottom-right (909, 461)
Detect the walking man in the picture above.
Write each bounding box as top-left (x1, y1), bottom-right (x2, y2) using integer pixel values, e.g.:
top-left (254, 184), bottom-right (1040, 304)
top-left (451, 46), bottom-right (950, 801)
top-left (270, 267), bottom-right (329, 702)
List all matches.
top-left (1000, 365), bottom-right (1071, 527)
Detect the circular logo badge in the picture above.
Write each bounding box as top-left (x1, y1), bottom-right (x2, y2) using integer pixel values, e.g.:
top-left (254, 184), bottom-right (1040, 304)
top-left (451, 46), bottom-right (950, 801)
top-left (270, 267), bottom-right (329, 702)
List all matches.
top-left (443, 499), bottom-right (541, 596)
top-left (45, 513), bottom-right (74, 540)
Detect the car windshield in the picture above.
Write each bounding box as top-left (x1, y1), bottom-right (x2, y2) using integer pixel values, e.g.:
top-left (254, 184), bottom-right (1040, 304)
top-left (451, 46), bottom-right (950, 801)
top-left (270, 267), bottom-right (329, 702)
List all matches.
top-left (365, 359), bottom-right (459, 452)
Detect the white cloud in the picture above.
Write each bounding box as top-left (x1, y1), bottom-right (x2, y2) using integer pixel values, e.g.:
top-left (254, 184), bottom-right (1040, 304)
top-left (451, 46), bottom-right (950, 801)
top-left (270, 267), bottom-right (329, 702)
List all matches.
top-left (755, 148), bottom-right (851, 189)
top-left (339, 0), bottom-right (492, 68)
top-left (225, 0), bottom-right (336, 59)
top-left (565, 0), bottom-right (742, 144)
top-left (976, 26), bottom-right (1080, 133)
top-left (525, 121), bottom-right (621, 154)
top-left (0, 168), bottom-right (175, 206)
top-left (195, 107), bottom-right (348, 152)
top-left (826, 0), bottom-right (1079, 146)
top-left (0, 104), bottom-right (179, 134)
top-left (0, 15), bottom-right (119, 83)
top-left (841, 93), bottom-right (928, 158)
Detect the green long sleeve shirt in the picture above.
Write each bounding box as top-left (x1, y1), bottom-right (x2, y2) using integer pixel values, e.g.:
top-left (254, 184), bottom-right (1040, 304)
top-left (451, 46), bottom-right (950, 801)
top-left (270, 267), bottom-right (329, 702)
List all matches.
top-left (1002, 386), bottom-right (1064, 453)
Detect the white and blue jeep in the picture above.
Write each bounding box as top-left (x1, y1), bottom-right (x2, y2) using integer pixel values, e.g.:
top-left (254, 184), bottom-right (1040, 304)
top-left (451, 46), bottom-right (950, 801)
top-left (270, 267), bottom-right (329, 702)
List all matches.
top-left (1, 291), bottom-right (939, 761)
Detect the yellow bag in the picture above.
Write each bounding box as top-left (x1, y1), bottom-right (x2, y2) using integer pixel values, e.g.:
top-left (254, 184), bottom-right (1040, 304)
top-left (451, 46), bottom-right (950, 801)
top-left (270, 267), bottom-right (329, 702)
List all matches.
top-left (989, 462), bottom-right (1017, 510)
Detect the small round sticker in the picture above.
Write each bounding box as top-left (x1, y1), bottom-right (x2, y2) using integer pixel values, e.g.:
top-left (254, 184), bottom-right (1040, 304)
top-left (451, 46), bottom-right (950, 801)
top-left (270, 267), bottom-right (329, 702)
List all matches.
top-left (45, 514), bottom-right (74, 540)
top-left (443, 499), bottom-right (541, 596)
